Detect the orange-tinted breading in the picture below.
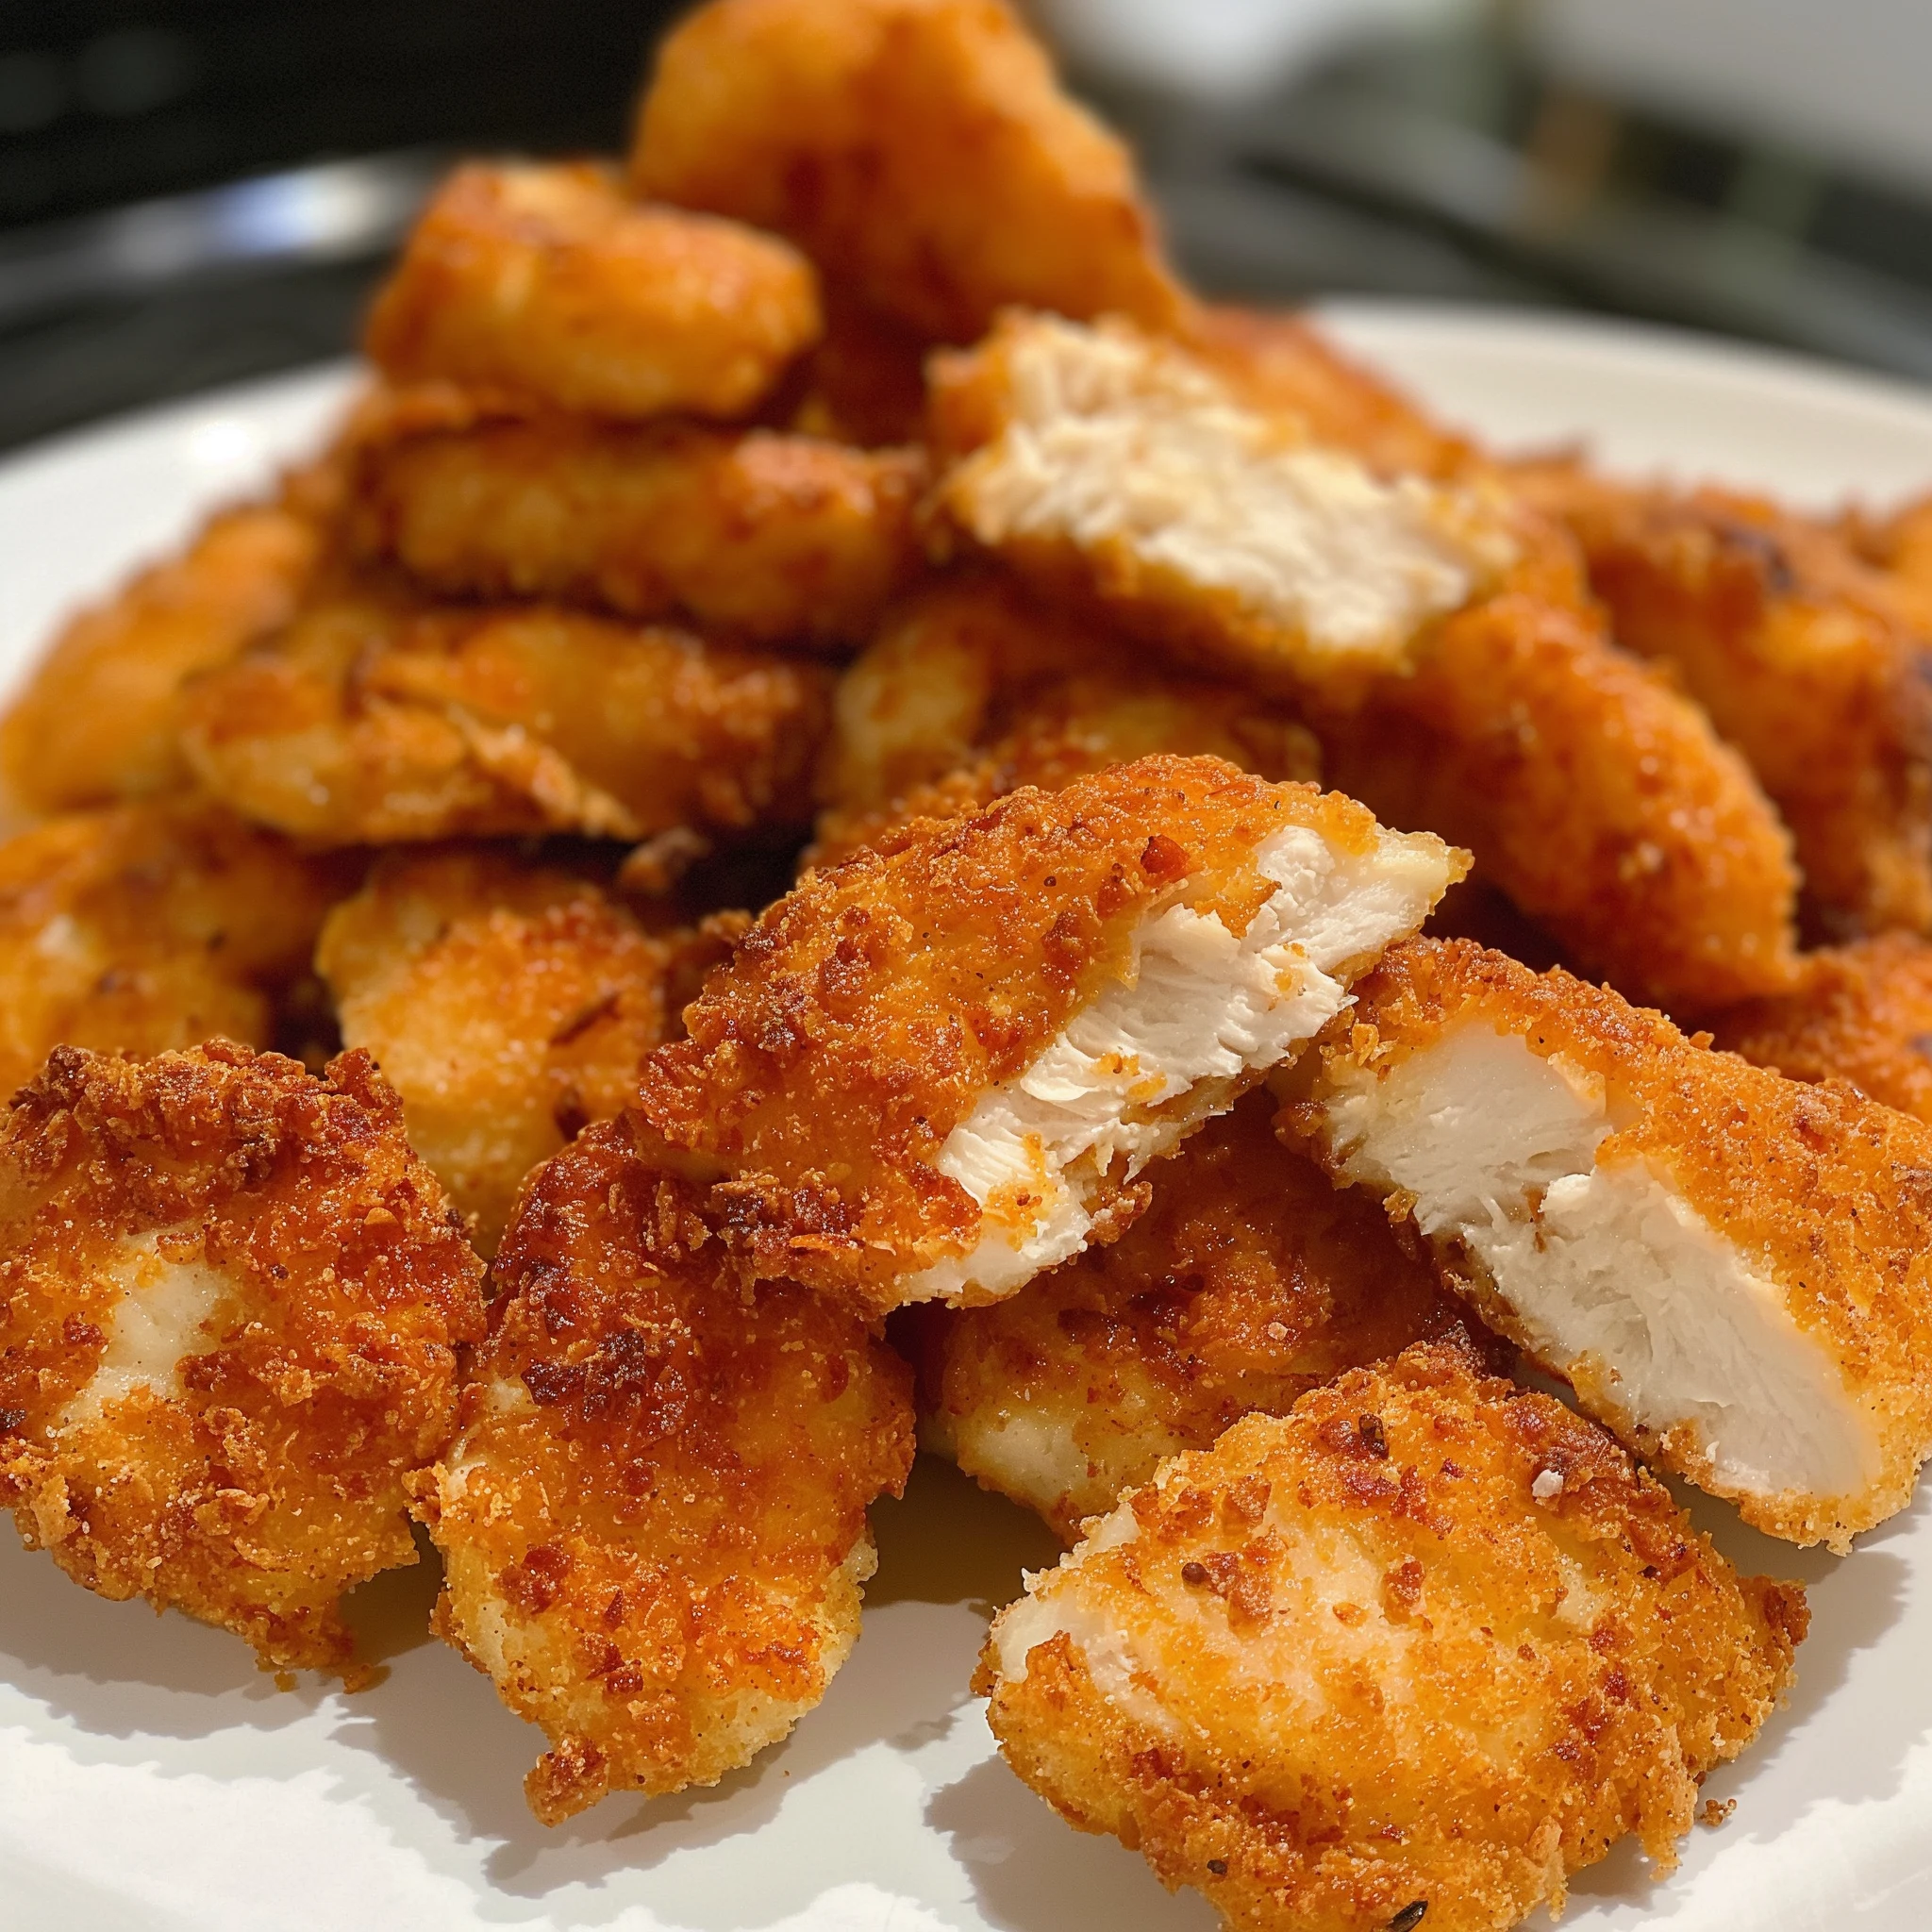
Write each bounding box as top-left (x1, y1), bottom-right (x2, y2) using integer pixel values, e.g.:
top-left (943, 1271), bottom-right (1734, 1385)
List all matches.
top-left (1843, 489), bottom-right (1932, 634)
top-left (903, 1090), bottom-right (1478, 1539)
top-left (0, 800), bottom-right (351, 1103)
top-left (978, 1343), bottom-right (1806, 1932)
top-left (631, 0), bottom-right (1186, 345)
top-left (317, 847), bottom-right (741, 1254)
top-left (790, 294), bottom-right (933, 447)
top-left (0, 1043), bottom-right (486, 1678)
top-left (177, 589), bottom-right (834, 846)
top-left (363, 161), bottom-right (821, 421)
top-left (1517, 461), bottom-right (1932, 939)
top-left (1713, 932), bottom-right (1932, 1122)
top-left (414, 1119), bottom-right (913, 1824)
top-left (349, 398), bottom-right (925, 648)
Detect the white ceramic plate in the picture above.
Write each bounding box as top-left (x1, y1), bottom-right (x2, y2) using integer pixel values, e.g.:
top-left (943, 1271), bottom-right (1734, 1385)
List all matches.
top-left (4, 307), bottom-right (1932, 1932)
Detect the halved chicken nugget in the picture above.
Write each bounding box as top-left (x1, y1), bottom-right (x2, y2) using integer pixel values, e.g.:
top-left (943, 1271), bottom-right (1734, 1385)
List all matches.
top-left (414, 1119), bottom-right (912, 1824)
top-left (631, 0), bottom-right (1185, 344)
top-left (1284, 937), bottom-right (1932, 1548)
top-left (364, 161), bottom-right (820, 421)
top-left (0, 1043), bottom-right (486, 1678)
top-left (979, 1343), bottom-right (1806, 1932)
top-left (904, 1089), bottom-right (1476, 1539)
top-left (633, 754), bottom-right (1462, 1314)
top-left (178, 589), bottom-right (833, 846)
top-left (317, 846), bottom-right (741, 1253)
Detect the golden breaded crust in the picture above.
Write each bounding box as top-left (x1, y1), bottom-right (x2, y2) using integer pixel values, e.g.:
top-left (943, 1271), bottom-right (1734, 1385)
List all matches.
top-left (363, 161), bottom-right (820, 420)
top-left (0, 1043), bottom-right (486, 1678)
top-left (978, 1343), bottom-right (1806, 1932)
top-left (415, 1119), bottom-right (913, 1823)
top-left (178, 589), bottom-right (834, 846)
top-left (790, 294), bottom-right (933, 447)
top-left (0, 800), bottom-right (352, 1103)
top-left (1843, 489), bottom-right (1932, 634)
top-left (631, 0), bottom-right (1185, 344)
top-left (1518, 462), bottom-right (1932, 939)
top-left (903, 1090), bottom-right (1479, 1538)
top-left (318, 847), bottom-right (739, 1254)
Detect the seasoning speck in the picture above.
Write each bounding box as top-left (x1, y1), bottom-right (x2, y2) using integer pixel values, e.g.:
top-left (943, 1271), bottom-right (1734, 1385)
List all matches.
top-left (1206, 1858), bottom-right (1227, 1876)
top-left (1388, 1904), bottom-right (1428, 1932)
top-left (1358, 1413), bottom-right (1389, 1458)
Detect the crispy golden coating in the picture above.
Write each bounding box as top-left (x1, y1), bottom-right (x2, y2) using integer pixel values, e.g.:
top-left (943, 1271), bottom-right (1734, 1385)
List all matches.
top-left (634, 755), bottom-right (1460, 1313)
top-left (0, 1043), bottom-right (485, 1677)
top-left (1517, 461), bottom-right (1932, 939)
top-left (0, 800), bottom-right (350, 1103)
top-left (414, 1120), bottom-right (913, 1824)
top-left (978, 1343), bottom-right (1806, 1932)
top-left (349, 392), bottom-right (924, 647)
top-left (631, 0), bottom-right (1185, 345)
top-left (363, 161), bottom-right (820, 421)
top-left (317, 847), bottom-right (740, 1254)
top-left (810, 574), bottom-right (1321, 866)
top-left (903, 1090), bottom-right (1477, 1539)
top-left (1843, 490), bottom-right (1932, 634)
top-left (1713, 933), bottom-right (1932, 1121)
top-left (178, 589), bottom-right (833, 846)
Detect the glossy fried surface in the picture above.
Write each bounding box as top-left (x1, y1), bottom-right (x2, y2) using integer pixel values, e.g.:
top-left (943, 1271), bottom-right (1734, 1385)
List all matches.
top-left (979, 1343), bottom-right (1805, 1932)
top-left (318, 847), bottom-right (740, 1254)
top-left (414, 1119), bottom-right (913, 1823)
top-left (0, 800), bottom-right (350, 1103)
top-left (178, 589), bottom-right (833, 846)
top-left (631, 0), bottom-right (1185, 344)
top-left (0, 1043), bottom-right (485, 1677)
top-left (1519, 461), bottom-right (1932, 939)
top-left (364, 161), bottom-right (820, 421)
top-left (904, 1090), bottom-right (1476, 1539)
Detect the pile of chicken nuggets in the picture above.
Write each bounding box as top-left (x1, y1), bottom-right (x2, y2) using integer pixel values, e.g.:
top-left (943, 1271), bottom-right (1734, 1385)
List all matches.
top-left (8, 3), bottom-right (1932, 1926)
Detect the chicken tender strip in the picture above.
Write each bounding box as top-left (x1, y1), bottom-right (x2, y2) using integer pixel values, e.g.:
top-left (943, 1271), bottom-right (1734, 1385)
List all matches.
top-left (631, 0), bottom-right (1186, 345)
top-left (903, 1090), bottom-right (1477, 1540)
top-left (1284, 937), bottom-right (1932, 1548)
top-left (979, 1343), bottom-right (1806, 1932)
top-left (634, 755), bottom-right (1462, 1314)
top-left (1518, 462), bottom-right (1932, 938)
top-left (179, 590), bottom-right (833, 847)
top-left (415, 1120), bottom-right (912, 1824)
top-left (0, 800), bottom-right (350, 1103)
top-left (0, 1043), bottom-right (486, 1678)
top-left (317, 848), bottom-right (741, 1254)
top-left (363, 161), bottom-right (820, 422)
top-left (811, 574), bottom-right (1320, 866)
top-left (350, 401), bottom-right (924, 648)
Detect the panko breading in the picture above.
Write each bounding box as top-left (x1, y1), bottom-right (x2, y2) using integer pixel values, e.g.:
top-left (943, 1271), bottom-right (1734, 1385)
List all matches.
top-left (414, 1119), bottom-right (913, 1824)
top-left (0, 800), bottom-right (350, 1103)
top-left (633, 755), bottom-right (1462, 1314)
top-left (0, 1043), bottom-right (485, 1678)
top-left (349, 392), bottom-right (924, 647)
top-left (317, 847), bottom-right (741, 1254)
top-left (1284, 937), bottom-right (1932, 1548)
top-left (178, 589), bottom-right (833, 846)
top-left (363, 161), bottom-right (821, 422)
top-left (1518, 461), bottom-right (1932, 938)
top-left (810, 574), bottom-right (1321, 866)
top-left (904, 1090), bottom-right (1477, 1540)
top-left (1713, 933), bottom-right (1932, 1122)
top-left (631, 0), bottom-right (1186, 345)
top-left (978, 1343), bottom-right (1807, 1932)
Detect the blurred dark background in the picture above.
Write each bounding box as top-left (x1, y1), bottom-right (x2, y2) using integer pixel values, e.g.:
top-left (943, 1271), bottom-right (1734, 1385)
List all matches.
top-left (3, 0), bottom-right (1931, 453)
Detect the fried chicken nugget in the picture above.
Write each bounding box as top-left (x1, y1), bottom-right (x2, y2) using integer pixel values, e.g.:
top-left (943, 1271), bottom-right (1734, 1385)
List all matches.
top-left (1843, 489), bottom-right (1932, 633)
top-left (178, 589), bottom-right (833, 846)
top-left (633, 754), bottom-right (1462, 1314)
top-left (0, 1042), bottom-right (486, 1677)
top-left (978, 1342), bottom-right (1807, 1932)
top-left (364, 161), bottom-right (821, 421)
top-left (1517, 461), bottom-right (1932, 938)
top-left (317, 847), bottom-right (741, 1254)
top-left (904, 1090), bottom-right (1475, 1540)
top-left (1284, 937), bottom-right (1932, 1548)
top-left (0, 799), bottom-right (349, 1102)
top-left (631, 0), bottom-right (1186, 345)
top-left (413, 1119), bottom-right (913, 1823)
